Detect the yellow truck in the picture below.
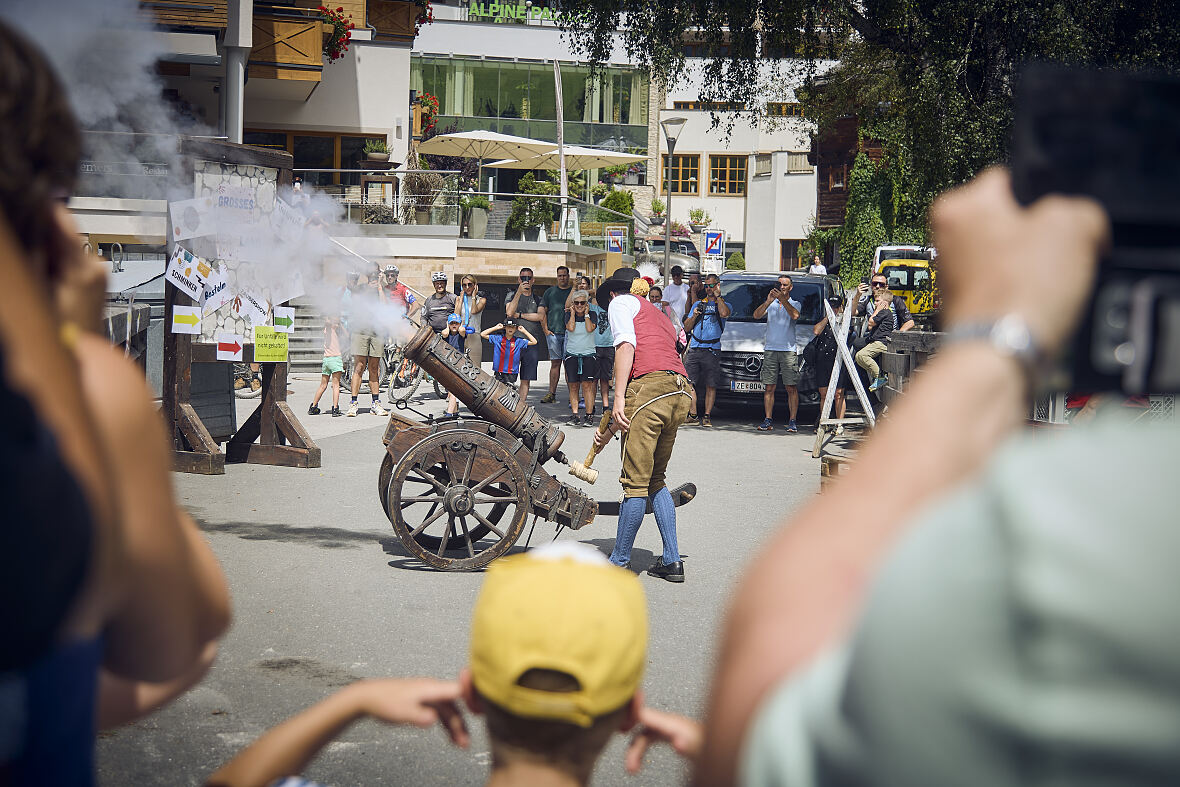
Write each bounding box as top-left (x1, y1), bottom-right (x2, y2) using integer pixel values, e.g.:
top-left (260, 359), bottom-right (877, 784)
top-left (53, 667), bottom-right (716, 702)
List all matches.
top-left (873, 245), bottom-right (939, 322)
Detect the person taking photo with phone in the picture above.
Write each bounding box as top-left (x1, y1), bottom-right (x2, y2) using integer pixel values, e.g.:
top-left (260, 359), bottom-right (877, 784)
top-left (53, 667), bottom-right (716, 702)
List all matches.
top-left (682, 274), bottom-right (729, 427)
top-left (752, 275), bottom-right (802, 432)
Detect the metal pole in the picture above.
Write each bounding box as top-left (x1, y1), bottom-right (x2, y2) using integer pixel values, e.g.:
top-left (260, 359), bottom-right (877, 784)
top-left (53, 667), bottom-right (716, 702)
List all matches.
top-left (553, 61), bottom-right (567, 239)
top-left (224, 0), bottom-right (252, 144)
top-left (663, 137), bottom-right (674, 286)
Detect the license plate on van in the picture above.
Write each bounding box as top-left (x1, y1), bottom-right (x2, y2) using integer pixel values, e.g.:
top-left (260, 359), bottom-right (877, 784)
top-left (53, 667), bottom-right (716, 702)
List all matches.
top-left (730, 381), bottom-right (765, 393)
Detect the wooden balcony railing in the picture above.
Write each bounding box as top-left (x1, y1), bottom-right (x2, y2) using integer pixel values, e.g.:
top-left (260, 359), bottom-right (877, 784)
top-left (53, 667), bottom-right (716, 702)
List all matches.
top-left (249, 10), bottom-right (324, 81)
top-left (140, 0), bottom-right (228, 30)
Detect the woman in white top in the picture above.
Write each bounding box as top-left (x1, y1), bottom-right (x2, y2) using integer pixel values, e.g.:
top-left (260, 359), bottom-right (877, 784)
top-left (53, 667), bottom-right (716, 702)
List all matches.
top-left (454, 274), bottom-right (486, 366)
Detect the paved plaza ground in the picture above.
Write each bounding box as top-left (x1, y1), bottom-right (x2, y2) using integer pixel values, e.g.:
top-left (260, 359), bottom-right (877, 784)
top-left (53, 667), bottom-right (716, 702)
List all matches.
top-left (97, 372), bottom-right (830, 786)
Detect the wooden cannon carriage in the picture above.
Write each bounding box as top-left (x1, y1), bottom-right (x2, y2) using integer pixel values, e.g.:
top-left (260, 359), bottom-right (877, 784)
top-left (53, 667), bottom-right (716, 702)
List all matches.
top-left (378, 326), bottom-right (695, 570)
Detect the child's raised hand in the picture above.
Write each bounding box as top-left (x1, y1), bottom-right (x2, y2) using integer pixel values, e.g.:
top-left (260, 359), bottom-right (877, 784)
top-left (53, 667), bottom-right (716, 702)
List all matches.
top-left (352, 678), bottom-right (470, 748)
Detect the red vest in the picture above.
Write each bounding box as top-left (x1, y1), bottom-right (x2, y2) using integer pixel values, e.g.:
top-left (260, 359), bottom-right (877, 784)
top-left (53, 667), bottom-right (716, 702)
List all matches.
top-left (629, 295), bottom-right (689, 379)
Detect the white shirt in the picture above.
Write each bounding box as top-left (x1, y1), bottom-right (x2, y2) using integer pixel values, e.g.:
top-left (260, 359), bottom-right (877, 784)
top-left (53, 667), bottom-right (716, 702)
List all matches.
top-left (663, 282), bottom-right (689, 320)
top-left (809, 263), bottom-right (828, 275)
top-left (607, 294), bottom-right (642, 349)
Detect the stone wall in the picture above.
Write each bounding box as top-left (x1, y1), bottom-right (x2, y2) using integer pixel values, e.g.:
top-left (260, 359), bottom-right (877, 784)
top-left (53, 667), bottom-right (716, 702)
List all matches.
top-left (191, 160), bottom-right (280, 342)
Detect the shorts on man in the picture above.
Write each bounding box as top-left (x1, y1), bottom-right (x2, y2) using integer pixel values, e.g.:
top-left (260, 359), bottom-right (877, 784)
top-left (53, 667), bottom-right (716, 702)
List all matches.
top-left (494, 370), bottom-right (519, 385)
top-left (351, 332), bottom-right (381, 358)
top-left (545, 333), bottom-right (566, 363)
top-left (321, 355), bottom-right (344, 375)
top-left (563, 354), bottom-right (598, 383)
top-left (595, 345), bottom-right (615, 382)
top-left (684, 347), bottom-right (722, 389)
top-left (761, 350), bottom-right (799, 387)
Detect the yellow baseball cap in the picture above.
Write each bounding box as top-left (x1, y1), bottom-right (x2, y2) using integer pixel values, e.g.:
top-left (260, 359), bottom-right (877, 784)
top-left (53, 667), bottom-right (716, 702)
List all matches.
top-left (469, 544), bottom-right (648, 728)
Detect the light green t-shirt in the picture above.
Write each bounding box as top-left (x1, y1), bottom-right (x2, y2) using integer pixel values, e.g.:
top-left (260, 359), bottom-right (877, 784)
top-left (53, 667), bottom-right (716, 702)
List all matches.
top-left (742, 413), bottom-right (1180, 787)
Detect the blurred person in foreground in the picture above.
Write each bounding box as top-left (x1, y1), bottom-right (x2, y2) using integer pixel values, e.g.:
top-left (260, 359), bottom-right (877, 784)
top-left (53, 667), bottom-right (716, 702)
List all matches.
top-left (0, 18), bottom-right (230, 782)
top-left (694, 169), bottom-right (1180, 786)
top-left (207, 544), bottom-right (700, 787)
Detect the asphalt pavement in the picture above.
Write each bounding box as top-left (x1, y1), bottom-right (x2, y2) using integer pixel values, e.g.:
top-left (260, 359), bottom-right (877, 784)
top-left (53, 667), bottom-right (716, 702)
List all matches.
top-left (96, 371), bottom-right (827, 786)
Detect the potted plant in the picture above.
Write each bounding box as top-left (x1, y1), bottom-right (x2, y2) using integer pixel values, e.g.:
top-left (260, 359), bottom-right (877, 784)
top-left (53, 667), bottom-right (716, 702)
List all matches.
top-left (688, 207), bottom-right (711, 233)
top-left (649, 197), bottom-right (665, 226)
top-left (401, 151), bottom-right (443, 225)
top-left (460, 194), bottom-right (490, 239)
top-left (417, 91), bottom-right (439, 135)
top-left (506, 173), bottom-right (555, 241)
top-left (318, 5), bottom-right (354, 63)
top-left (623, 162), bottom-right (643, 185)
top-left (670, 220), bottom-right (690, 237)
top-left (590, 182), bottom-right (609, 204)
top-left (603, 164), bottom-right (628, 184)
top-left (364, 139), bottom-right (390, 162)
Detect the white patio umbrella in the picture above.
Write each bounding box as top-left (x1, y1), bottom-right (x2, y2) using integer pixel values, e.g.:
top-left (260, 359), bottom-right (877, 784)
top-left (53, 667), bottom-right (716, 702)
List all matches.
top-left (485, 145), bottom-right (647, 171)
top-left (415, 130), bottom-right (557, 190)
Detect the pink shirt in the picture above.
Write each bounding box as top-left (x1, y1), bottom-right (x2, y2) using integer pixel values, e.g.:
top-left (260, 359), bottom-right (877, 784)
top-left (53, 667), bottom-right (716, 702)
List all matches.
top-left (323, 322), bottom-right (343, 357)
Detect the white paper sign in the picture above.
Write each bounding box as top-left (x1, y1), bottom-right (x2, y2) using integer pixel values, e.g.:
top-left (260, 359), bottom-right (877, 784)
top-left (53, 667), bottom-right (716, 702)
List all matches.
top-left (215, 333), bottom-right (244, 361)
top-left (233, 290), bottom-right (270, 326)
top-left (201, 265), bottom-right (234, 316)
top-left (165, 246), bottom-right (210, 301)
top-left (272, 306), bottom-right (295, 334)
top-left (272, 198), bottom-right (305, 244)
top-left (170, 305), bottom-right (202, 335)
top-left (216, 183), bottom-right (257, 225)
top-left (267, 271), bottom-right (305, 307)
top-left (169, 196), bottom-right (218, 241)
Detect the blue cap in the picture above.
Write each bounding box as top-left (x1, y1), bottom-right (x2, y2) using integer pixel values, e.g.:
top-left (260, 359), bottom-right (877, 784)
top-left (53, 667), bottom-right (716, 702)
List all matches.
top-left (447, 313), bottom-right (462, 323)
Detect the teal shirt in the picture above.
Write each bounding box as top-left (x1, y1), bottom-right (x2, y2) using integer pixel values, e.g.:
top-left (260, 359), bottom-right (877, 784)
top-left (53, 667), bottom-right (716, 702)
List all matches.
top-left (742, 414), bottom-right (1180, 787)
top-left (542, 285), bottom-right (572, 334)
top-left (564, 312), bottom-right (597, 357)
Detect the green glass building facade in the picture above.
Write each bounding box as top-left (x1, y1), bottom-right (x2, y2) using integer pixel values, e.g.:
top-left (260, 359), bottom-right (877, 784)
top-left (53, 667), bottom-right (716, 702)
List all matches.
top-left (411, 56), bottom-right (649, 151)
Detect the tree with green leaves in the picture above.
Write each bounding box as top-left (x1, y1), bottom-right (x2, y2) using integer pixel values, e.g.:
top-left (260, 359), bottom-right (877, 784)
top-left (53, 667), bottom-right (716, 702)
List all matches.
top-left (560, 1), bottom-right (1180, 226)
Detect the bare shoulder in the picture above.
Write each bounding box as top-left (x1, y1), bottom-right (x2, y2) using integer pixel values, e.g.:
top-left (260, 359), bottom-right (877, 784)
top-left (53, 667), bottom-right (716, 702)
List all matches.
top-left (75, 334), bottom-right (160, 442)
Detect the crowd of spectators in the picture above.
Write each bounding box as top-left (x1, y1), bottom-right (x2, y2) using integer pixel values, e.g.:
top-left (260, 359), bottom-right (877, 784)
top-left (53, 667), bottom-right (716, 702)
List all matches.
top-left (13, 15), bottom-right (1176, 787)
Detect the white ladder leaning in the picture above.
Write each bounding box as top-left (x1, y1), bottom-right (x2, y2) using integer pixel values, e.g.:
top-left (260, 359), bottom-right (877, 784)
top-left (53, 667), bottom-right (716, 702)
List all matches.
top-left (812, 292), bottom-right (876, 459)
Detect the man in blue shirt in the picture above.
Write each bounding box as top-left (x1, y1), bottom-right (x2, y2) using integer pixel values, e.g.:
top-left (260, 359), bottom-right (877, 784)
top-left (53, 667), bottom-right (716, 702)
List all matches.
top-left (752, 274), bottom-right (802, 432)
top-left (682, 273), bottom-right (731, 427)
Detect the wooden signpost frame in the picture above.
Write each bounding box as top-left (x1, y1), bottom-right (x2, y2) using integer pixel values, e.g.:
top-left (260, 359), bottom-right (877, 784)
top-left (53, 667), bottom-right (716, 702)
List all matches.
top-left (160, 137), bottom-right (319, 475)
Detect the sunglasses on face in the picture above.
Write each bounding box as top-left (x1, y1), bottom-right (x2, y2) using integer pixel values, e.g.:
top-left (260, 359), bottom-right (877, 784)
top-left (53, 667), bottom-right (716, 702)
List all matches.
top-left (520, 275), bottom-right (532, 282)
top-left (463, 282), bottom-right (475, 287)
top-left (871, 282), bottom-right (888, 288)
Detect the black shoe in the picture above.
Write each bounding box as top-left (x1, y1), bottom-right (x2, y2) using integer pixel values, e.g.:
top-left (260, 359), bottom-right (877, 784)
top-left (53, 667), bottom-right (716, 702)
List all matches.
top-left (647, 560), bottom-right (685, 583)
top-left (566, 414), bottom-right (581, 426)
top-left (330, 407), bottom-right (342, 417)
top-left (308, 404), bottom-right (321, 415)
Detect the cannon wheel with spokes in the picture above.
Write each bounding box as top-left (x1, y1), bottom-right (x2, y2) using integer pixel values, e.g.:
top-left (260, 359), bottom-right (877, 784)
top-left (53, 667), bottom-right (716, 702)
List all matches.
top-left (387, 431), bottom-right (529, 570)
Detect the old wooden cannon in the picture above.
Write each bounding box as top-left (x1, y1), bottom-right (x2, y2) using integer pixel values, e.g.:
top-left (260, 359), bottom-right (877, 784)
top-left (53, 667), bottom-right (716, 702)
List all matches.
top-left (378, 326), bottom-right (695, 570)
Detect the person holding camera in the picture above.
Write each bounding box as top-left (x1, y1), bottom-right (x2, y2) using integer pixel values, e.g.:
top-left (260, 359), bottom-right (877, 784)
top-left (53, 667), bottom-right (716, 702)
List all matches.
top-left (695, 169), bottom-right (1180, 787)
top-left (505, 267), bottom-right (543, 398)
top-left (455, 274), bottom-right (486, 366)
top-left (682, 274), bottom-right (730, 427)
top-left (752, 275), bottom-right (802, 432)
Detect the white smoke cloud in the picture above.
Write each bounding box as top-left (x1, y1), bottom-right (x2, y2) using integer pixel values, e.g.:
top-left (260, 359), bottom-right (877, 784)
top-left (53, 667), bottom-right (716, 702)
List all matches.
top-left (2, 0), bottom-right (416, 343)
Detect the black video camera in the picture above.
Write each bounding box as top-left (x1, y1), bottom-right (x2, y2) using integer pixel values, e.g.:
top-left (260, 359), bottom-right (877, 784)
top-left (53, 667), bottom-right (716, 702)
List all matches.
top-left (1011, 65), bottom-right (1180, 394)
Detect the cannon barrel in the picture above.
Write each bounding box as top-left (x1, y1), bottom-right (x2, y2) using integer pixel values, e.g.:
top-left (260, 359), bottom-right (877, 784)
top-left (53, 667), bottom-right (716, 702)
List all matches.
top-left (403, 326), bottom-right (565, 461)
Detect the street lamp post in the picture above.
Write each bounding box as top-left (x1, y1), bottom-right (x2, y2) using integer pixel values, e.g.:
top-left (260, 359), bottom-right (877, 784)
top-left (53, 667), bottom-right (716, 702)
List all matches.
top-left (659, 117), bottom-right (686, 287)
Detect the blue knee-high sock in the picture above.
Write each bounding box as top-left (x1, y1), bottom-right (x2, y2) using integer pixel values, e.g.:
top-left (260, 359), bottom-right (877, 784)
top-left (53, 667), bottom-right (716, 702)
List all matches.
top-left (609, 496), bottom-right (647, 566)
top-left (650, 486), bottom-right (680, 565)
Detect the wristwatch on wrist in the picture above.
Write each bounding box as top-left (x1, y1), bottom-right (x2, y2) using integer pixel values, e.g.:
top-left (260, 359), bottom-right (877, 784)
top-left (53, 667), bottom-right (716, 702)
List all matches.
top-left (944, 314), bottom-right (1042, 380)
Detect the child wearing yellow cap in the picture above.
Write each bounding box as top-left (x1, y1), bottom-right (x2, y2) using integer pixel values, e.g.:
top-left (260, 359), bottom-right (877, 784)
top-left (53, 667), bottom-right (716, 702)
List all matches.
top-left (206, 544), bottom-right (701, 787)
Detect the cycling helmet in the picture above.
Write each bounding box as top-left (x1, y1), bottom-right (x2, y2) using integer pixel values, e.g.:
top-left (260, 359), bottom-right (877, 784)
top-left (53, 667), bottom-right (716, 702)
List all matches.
top-left (383, 264), bottom-right (399, 276)
top-left (431, 271), bottom-right (448, 282)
